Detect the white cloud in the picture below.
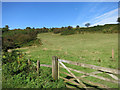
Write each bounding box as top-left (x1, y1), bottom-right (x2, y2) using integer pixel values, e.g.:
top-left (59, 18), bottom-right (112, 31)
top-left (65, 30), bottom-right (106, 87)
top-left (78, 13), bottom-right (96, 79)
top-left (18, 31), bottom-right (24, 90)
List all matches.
top-left (89, 8), bottom-right (118, 26)
top-left (92, 16), bottom-right (117, 26)
top-left (95, 8), bottom-right (117, 19)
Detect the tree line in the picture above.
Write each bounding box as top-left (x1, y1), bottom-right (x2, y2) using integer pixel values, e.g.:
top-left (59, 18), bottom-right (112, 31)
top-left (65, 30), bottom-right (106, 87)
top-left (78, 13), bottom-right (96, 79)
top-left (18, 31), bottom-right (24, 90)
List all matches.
top-left (2, 22), bottom-right (119, 52)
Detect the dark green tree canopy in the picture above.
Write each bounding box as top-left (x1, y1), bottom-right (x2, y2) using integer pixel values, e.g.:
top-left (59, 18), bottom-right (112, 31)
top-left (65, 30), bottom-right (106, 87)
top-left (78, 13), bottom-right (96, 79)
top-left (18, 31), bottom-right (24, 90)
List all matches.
top-left (85, 23), bottom-right (90, 27)
top-left (5, 25), bottom-right (9, 29)
top-left (117, 17), bottom-right (120, 23)
top-left (76, 25), bottom-right (80, 29)
top-left (26, 27), bottom-right (31, 29)
top-left (67, 26), bottom-right (73, 30)
top-left (2, 25), bottom-right (9, 33)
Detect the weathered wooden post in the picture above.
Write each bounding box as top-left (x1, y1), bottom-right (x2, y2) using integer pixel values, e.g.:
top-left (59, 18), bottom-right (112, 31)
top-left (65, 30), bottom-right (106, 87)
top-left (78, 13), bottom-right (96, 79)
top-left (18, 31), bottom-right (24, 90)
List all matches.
top-left (52, 56), bottom-right (59, 80)
top-left (37, 60), bottom-right (40, 74)
top-left (112, 48), bottom-right (114, 59)
top-left (28, 59), bottom-right (31, 65)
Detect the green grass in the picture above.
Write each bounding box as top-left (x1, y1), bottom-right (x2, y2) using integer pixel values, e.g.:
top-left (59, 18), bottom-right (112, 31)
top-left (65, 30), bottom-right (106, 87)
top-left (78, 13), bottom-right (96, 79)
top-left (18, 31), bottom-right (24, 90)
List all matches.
top-left (16, 32), bottom-right (118, 88)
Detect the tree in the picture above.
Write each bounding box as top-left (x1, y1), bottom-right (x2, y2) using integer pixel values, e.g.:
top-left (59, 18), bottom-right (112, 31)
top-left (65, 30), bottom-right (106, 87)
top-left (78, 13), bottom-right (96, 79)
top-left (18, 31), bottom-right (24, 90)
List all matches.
top-left (32, 27), bottom-right (35, 30)
top-left (43, 27), bottom-right (46, 30)
top-left (67, 26), bottom-right (73, 30)
top-left (5, 25), bottom-right (9, 29)
top-left (26, 27), bottom-right (31, 29)
top-left (61, 27), bottom-right (64, 29)
top-left (85, 23), bottom-right (90, 27)
top-left (2, 25), bottom-right (9, 33)
top-left (76, 25), bottom-right (79, 29)
top-left (117, 17), bottom-right (120, 24)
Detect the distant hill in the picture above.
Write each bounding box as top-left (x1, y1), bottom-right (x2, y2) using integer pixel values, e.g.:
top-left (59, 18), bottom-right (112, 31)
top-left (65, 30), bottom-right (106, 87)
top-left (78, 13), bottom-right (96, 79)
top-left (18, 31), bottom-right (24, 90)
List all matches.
top-left (79, 24), bottom-right (118, 33)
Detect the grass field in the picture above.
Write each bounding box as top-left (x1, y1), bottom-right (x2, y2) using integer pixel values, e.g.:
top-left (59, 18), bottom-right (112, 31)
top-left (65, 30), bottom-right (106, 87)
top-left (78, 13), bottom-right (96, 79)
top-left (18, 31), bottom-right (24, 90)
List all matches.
top-left (16, 33), bottom-right (118, 88)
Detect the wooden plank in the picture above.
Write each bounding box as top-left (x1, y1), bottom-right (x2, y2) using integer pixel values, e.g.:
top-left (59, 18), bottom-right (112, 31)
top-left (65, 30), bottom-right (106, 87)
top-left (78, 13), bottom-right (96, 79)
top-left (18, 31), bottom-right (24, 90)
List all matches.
top-left (58, 59), bottom-right (119, 74)
top-left (28, 59), bottom-right (31, 65)
top-left (60, 71), bottom-right (109, 88)
top-left (60, 71), bottom-right (72, 76)
top-left (37, 60), bottom-right (40, 74)
top-left (67, 67), bottom-right (119, 84)
top-left (60, 76), bottom-right (92, 89)
top-left (81, 71), bottom-right (102, 78)
top-left (40, 64), bottom-right (52, 67)
top-left (106, 73), bottom-right (118, 80)
top-left (112, 48), bottom-right (114, 59)
top-left (66, 85), bottom-right (75, 88)
top-left (59, 61), bottom-right (87, 89)
top-left (78, 77), bottom-right (109, 88)
top-left (60, 76), bottom-right (80, 86)
top-left (90, 71), bottom-right (103, 74)
top-left (52, 56), bottom-right (59, 80)
top-left (69, 78), bottom-right (109, 88)
top-left (40, 64), bottom-right (119, 83)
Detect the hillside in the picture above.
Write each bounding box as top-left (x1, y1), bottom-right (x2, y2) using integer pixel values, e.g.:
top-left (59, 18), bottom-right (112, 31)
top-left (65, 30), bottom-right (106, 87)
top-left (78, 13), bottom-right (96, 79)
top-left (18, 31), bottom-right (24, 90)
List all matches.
top-left (79, 24), bottom-right (118, 33)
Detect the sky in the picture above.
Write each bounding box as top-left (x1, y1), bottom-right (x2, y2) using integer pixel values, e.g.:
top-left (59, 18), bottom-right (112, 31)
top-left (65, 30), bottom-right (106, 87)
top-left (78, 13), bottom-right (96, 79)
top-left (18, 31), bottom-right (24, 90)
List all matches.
top-left (2, 2), bottom-right (118, 29)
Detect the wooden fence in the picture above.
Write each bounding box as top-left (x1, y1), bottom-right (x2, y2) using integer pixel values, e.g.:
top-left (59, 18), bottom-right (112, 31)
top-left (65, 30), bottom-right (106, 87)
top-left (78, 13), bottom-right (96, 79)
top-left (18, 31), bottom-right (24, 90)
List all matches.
top-left (51, 56), bottom-right (119, 89)
top-left (28, 55), bottom-right (119, 89)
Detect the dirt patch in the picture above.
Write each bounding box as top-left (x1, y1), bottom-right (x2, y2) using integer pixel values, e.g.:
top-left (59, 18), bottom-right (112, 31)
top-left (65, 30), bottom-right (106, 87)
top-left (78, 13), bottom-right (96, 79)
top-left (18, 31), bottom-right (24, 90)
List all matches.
top-left (42, 48), bottom-right (48, 51)
top-left (31, 45), bottom-right (37, 48)
top-left (64, 51), bottom-right (68, 55)
top-left (92, 51), bottom-right (100, 54)
top-left (16, 47), bottom-right (29, 50)
top-left (25, 51), bottom-right (31, 54)
top-left (8, 49), bottom-right (12, 52)
top-left (54, 47), bottom-right (62, 51)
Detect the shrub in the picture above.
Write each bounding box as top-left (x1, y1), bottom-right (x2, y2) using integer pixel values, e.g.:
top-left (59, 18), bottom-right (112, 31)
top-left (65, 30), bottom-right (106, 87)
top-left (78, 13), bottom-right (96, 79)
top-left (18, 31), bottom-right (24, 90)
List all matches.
top-left (2, 29), bottom-right (41, 52)
top-left (2, 50), bottom-right (66, 88)
top-left (61, 29), bottom-right (75, 35)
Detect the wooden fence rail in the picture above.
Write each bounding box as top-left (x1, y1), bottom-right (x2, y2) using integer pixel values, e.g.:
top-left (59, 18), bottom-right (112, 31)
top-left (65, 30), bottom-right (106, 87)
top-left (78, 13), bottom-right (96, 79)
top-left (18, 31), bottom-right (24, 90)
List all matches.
top-left (51, 56), bottom-right (119, 88)
top-left (40, 63), bottom-right (119, 84)
top-left (58, 59), bottom-right (119, 74)
top-left (27, 56), bottom-right (119, 89)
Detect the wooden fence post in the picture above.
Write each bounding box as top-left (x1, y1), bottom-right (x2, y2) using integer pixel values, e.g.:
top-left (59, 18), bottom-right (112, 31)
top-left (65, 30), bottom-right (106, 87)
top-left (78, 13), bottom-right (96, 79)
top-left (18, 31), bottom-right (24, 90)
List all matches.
top-left (52, 56), bottom-right (59, 80)
top-left (112, 48), bottom-right (114, 59)
top-left (28, 59), bottom-right (31, 65)
top-left (37, 60), bottom-right (40, 74)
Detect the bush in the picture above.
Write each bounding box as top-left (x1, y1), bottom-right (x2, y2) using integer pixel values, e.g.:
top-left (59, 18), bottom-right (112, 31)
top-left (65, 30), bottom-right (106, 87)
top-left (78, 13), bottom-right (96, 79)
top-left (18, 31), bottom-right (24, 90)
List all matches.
top-left (53, 29), bottom-right (62, 34)
top-left (61, 29), bottom-right (75, 35)
top-left (2, 50), bottom-right (66, 88)
top-left (2, 29), bottom-right (41, 52)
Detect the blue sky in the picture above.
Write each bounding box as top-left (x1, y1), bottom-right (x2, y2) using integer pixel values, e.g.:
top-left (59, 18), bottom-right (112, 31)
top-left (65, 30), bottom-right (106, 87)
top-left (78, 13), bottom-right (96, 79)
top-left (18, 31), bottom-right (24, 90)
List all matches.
top-left (2, 2), bottom-right (118, 29)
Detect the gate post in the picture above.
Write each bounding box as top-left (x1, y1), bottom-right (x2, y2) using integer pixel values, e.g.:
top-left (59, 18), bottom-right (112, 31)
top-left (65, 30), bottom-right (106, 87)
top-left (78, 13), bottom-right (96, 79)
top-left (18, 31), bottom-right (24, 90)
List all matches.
top-left (52, 56), bottom-right (59, 80)
top-left (112, 48), bottom-right (114, 59)
top-left (37, 60), bottom-right (40, 74)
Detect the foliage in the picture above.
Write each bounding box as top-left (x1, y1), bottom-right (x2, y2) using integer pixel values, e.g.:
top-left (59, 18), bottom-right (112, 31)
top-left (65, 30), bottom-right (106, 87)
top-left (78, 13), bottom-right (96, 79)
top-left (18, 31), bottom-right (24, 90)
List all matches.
top-left (52, 24), bottom-right (118, 35)
top-left (85, 23), bottom-right (90, 27)
top-left (61, 29), bottom-right (75, 35)
top-left (2, 27), bottom-right (42, 52)
top-left (2, 50), bottom-right (66, 88)
top-left (2, 24), bottom-right (118, 52)
top-left (67, 26), bottom-right (73, 30)
top-left (80, 24), bottom-right (118, 33)
top-left (2, 25), bottom-right (9, 33)
top-left (53, 28), bottom-right (63, 34)
top-left (76, 25), bottom-right (80, 29)
top-left (117, 17), bottom-right (120, 23)
top-left (36, 28), bottom-right (49, 33)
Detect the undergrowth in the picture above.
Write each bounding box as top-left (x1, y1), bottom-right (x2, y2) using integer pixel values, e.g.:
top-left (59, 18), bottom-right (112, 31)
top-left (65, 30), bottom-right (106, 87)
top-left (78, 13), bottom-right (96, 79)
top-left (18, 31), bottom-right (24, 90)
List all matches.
top-left (2, 50), bottom-right (66, 88)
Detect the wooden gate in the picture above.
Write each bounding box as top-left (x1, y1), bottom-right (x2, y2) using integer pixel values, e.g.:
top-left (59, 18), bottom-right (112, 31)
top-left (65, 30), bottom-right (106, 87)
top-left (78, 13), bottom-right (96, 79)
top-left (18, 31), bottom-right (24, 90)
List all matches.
top-left (52, 56), bottom-right (119, 89)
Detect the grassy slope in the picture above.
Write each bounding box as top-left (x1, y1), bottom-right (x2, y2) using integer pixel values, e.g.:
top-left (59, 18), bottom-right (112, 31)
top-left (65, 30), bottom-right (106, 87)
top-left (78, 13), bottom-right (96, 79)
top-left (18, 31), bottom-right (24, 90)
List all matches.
top-left (17, 33), bottom-right (118, 88)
